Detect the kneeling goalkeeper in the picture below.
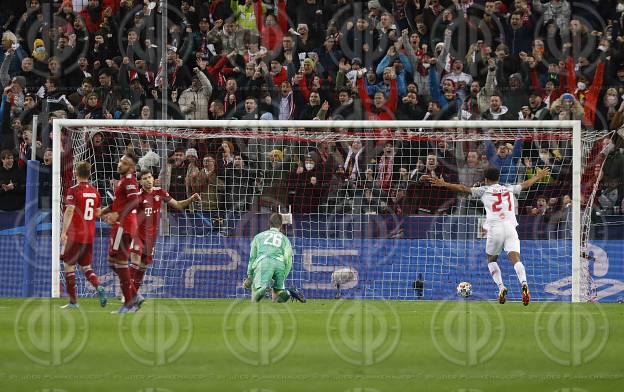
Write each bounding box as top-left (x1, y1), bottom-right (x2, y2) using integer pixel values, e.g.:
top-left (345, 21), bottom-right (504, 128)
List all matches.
top-left (244, 213), bottom-right (305, 303)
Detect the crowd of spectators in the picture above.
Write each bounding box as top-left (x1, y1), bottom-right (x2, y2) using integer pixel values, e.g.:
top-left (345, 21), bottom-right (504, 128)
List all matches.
top-left (0, 0), bottom-right (622, 220)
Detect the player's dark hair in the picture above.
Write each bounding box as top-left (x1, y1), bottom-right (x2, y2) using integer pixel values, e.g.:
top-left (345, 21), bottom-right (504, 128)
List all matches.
top-left (75, 161), bottom-right (91, 179)
top-left (269, 213), bottom-right (283, 229)
top-left (0, 149), bottom-right (14, 160)
top-left (484, 166), bottom-right (500, 182)
top-left (139, 169), bottom-right (152, 180)
top-left (123, 152), bottom-right (138, 164)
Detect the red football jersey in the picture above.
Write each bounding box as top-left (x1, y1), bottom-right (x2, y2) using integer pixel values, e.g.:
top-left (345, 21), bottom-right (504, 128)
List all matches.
top-left (111, 173), bottom-right (140, 233)
top-left (65, 182), bottom-right (101, 244)
top-left (137, 188), bottom-right (172, 242)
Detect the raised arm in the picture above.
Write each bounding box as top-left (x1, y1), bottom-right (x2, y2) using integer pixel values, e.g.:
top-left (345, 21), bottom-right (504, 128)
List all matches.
top-left (564, 55), bottom-right (576, 93)
top-left (196, 68), bottom-right (213, 98)
top-left (376, 53), bottom-right (392, 77)
top-left (168, 193), bottom-right (201, 210)
top-left (399, 53), bottom-right (413, 77)
top-left (357, 76), bottom-right (372, 113)
top-left (401, 30), bottom-right (419, 70)
top-left (424, 175), bottom-right (472, 194)
top-left (0, 49), bottom-right (13, 89)
top-left (428, 64), bottom-right (443, 104)
top-left (519, 167), bottom-right (550, 190)
top-left (484, 65), bottom-right (497, 98)
top-left (387, 78), bottom-right (398, 112)
top-left (436, 29), bottom-right (452, 74)
top-left (511, 139), bottom-right (523, 160)
top-left (485, 140), bottom-right (496, 160)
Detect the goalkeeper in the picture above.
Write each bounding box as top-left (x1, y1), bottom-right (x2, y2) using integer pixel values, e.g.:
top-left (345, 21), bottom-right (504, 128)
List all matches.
top-left (243, 213), bottom-right (305, 303)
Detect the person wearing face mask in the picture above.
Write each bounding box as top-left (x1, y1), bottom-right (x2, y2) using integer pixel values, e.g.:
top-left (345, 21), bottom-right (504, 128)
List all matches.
top-left (609, 92), bottom-right (624, 129)
top-left (563, 39), bottom-right (608, 128)
top-left (288, 152), bottom-right (327, 213)
top-left (597, 88), bottom-right (621, 130)
top-left (30, 37), bottom-right (47, 60)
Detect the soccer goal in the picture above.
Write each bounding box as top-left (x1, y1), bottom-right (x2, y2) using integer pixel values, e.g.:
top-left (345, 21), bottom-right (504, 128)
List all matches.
top-left (51, 119), bottom-right (611, 303)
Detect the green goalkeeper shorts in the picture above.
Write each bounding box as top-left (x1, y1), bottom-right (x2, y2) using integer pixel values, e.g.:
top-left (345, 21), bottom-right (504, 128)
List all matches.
top-left (253, 258), bottom-right (286, 291)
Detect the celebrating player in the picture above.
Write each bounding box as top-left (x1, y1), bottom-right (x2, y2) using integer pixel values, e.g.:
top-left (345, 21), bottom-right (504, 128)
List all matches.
top-left (100, 153), bottom-right (141, 313)
top-left (60, 162), bottom-right (107, 308)
top-left (129, 169), bottom-right (201, 306)
top-left (243, 213), bottom-right (305, 303)
top-left (425, 165), bottom-right (551, 305)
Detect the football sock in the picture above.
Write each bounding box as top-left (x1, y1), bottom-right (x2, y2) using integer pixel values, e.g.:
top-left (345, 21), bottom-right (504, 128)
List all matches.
top-left (514, 262), bottom-right (527, 286)
top-left (115, 264), bottom-right (135, 306)
top-left (84, 268), bottom-right (100, 288)
top-left (488, 262), bottom-right (505, 289)
top-left (65, 271), bottom-right (77, 304)
top-left (131, 265), bottom-right (146, 292)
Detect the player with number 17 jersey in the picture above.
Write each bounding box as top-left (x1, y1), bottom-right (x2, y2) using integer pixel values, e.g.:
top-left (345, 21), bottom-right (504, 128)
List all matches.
top-left (108, 173), bottom-right (140, 259)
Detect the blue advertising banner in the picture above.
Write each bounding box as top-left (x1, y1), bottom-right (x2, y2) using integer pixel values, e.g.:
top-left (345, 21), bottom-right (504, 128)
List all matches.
top-left (1, 235), bottom-right (622, 302)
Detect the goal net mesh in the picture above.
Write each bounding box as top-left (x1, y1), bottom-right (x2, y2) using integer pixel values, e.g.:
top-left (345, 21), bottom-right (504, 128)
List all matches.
top-left (56, 123), bottom-right (610, 302)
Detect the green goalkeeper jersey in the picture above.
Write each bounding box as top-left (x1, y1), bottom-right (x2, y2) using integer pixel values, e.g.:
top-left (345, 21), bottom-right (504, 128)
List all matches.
top-left (247, 228), bottom-right (293, 276)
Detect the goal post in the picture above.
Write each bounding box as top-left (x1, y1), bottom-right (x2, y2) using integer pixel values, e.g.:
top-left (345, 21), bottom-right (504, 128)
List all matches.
top-left (571, 120), bottom-right (582, 303)
top-left (51, 119), bottom-right (597, 302)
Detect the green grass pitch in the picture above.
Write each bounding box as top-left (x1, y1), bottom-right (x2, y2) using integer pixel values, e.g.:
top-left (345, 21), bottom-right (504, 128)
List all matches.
top-left (0, 298), bottom-right (622, 392)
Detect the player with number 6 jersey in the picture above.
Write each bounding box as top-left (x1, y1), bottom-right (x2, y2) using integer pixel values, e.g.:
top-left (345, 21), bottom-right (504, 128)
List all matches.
top-left (129, 169), bottom-right (201, 306)
top-left (425, 165), bottom-right (550, 305)
top-left (60, 162), bottom-right (106, 308)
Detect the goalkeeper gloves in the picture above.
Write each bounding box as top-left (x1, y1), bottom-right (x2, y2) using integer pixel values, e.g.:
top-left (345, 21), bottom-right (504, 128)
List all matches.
top-left (243, 276), bottom-right (252, 290)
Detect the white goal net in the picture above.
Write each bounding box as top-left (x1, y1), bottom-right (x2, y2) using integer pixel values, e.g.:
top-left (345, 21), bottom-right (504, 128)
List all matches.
top-left (51, 120), bottom-right (610, 302)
